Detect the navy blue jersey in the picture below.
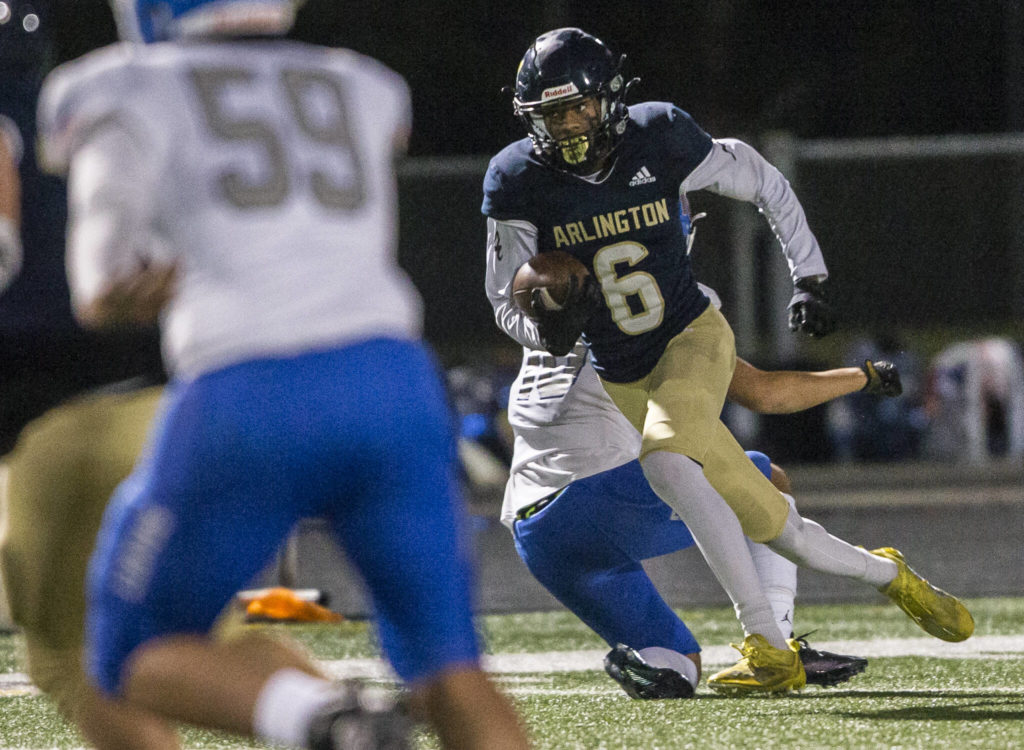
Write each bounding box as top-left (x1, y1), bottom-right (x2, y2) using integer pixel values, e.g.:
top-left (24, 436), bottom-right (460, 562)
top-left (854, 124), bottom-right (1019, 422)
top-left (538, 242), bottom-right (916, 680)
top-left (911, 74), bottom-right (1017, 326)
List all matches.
top-left (483, 102), bottom-right (715, 382)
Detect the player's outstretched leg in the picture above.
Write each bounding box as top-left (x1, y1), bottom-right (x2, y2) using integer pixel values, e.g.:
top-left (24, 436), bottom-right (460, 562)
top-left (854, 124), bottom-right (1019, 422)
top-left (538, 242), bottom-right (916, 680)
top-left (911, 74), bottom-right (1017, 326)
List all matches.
top-left (871, 547), bottom-right (974, 642)
top-left (762, 497), bottom-right (974, 643)
top-left (792, 635), bottom-right (868, 687)
top-left (603, 645), bottom-right (695, 700)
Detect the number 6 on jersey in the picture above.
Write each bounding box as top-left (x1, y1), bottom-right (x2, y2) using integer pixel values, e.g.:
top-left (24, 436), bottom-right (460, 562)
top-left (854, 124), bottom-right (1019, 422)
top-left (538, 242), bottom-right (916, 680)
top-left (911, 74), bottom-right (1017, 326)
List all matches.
top-left (592, 241), bottom-right (665, 335)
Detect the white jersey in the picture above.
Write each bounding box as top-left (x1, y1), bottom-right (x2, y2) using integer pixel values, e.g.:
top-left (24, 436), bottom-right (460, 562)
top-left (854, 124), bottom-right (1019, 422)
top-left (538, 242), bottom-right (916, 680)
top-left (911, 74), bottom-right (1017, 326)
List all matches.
top-left (501, 341), bottom-right (640, 527)
top-left (500, 284), bottom-right (724, 529)
top-left (38, 40), bottom-right (420, 379)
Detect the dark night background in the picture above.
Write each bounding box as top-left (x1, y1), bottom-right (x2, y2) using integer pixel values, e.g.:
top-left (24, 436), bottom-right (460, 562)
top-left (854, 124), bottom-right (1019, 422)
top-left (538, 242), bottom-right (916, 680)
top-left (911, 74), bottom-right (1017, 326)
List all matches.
top-left (289, 1), bottom-right (1021, 152)
top-left (2, 1), bottom-right (1022, 349)
top-left (1, 1), bottom-right (1022, 463)
top-left (26, 1), bottom-right (1024, 151)
top-left (2, 1), bottom-right (1022, 345)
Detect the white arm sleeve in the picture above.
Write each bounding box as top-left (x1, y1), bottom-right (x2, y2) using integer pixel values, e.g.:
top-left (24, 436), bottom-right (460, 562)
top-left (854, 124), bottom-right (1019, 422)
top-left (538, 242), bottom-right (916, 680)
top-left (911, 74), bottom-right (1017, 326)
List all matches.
top-left (681, 138), bottom-right (828, 282)
top-left (65, 118), bottom-right (166, 317)
top-left (484, 217), bottom-right (546, 350)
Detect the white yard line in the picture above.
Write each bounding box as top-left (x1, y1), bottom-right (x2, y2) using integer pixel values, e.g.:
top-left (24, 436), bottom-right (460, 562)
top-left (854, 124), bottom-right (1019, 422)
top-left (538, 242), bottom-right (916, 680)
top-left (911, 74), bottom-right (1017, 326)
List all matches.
top-left (314, 633), bottom-right (1024, 680)
top-left (2, 634), bottom-right (1022, 695)
top-left (323, 631), bottom-right (1024, 680)
top-left (0, 634), bottom-right (1022, 749)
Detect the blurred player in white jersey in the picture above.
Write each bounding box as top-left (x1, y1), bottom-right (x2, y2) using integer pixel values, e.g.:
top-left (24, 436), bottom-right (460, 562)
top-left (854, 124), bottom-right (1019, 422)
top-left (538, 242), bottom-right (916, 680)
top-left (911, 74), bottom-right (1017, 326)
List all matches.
top-left (37, 2), bottom-right (528, 749)
top-left (502, 286), bottom-right (901, 697)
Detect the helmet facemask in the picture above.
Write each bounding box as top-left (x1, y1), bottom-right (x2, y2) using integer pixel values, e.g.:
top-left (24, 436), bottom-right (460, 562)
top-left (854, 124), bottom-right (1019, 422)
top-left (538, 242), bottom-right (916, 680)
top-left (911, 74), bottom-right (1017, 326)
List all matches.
top-left (515, 77), bottom-right (627, 175)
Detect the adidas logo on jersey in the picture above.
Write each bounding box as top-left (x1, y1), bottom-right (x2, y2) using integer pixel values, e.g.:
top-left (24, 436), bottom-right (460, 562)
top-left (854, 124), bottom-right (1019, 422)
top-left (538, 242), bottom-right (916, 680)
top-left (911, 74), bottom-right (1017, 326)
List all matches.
top-left (628, 166), bottom-right (656, 186)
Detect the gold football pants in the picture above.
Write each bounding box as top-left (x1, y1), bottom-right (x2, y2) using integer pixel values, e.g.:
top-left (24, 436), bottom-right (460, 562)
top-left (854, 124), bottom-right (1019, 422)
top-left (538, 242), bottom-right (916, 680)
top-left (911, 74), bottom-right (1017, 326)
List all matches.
top-left (600, 305), bottom-right (789, 542)
top-left (0, 386), bottom-right (161, 714)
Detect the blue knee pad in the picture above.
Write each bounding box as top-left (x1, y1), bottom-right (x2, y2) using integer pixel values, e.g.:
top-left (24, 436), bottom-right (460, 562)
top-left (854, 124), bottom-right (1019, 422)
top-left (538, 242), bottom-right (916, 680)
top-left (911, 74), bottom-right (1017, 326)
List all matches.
top-left (745, 450), bottom-right (772, 481)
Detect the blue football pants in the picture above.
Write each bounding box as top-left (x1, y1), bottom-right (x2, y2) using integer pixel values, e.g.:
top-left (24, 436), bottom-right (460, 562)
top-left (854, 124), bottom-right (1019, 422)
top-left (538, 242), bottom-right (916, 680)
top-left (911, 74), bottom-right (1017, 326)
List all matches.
top-left (513, 451), bottom-right (773, 655)
top-left (86, 339), bottom-right (480, 694)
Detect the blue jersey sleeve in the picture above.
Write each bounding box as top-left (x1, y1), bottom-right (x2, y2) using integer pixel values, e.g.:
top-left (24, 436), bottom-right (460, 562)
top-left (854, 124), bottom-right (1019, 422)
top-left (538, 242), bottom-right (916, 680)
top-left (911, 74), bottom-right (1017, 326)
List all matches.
top-left (481, 162), bottom-right (511, 218)
top-left (663, 105), bottom-right (714, 180)
top-left (481, 140), bottom-right (534, 220)
top-left (628, 103), bottom-right (713, 185)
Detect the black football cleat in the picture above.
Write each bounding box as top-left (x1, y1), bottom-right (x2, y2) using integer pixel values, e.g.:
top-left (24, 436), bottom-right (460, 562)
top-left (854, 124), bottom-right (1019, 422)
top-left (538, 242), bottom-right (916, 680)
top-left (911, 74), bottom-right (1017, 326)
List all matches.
top-left (308, 680), bottom-right (412, 750)
top-left (794, 634), bottom-right (868, 687)
top-left (603, 644), bottom-right (695, 699)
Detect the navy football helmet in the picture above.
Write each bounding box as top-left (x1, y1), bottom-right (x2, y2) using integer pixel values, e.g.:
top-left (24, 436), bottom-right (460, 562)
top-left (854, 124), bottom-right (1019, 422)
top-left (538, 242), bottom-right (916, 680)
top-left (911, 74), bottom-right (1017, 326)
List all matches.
top-left (513, 28), bottom-right (634, 174)
top-left (110, 0), bottom-right (299, 43)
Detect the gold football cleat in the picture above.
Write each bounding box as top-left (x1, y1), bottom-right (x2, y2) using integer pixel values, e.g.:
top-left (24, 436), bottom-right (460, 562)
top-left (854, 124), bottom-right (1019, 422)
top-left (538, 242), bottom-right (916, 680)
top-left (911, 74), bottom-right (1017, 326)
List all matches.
top-left (707, 634), bottom-right (806, 695)
top-left (872, 547), bottom-right (974, 642)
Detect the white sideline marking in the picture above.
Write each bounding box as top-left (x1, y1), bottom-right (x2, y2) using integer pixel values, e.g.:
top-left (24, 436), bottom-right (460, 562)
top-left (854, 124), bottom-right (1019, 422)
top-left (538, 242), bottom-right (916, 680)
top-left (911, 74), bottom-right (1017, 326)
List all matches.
top-left (322, 633), bottom-right (1024, 680)
top-left (2, 634), bottom-right (1022, 695)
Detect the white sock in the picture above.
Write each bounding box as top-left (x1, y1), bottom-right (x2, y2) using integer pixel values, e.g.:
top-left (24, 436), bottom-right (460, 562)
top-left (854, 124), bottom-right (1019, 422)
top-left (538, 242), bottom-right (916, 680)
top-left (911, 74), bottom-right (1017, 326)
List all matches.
top-left (768, 496), bottom-right (898, 588)
top-left (641, 451), bottom-right (788, 650)
top-left (637, 646), bottom-right (699, 688)
top-left (252, 668), bottom-right (341, 748)
top-left (747, 538), bottom-right (798, 637)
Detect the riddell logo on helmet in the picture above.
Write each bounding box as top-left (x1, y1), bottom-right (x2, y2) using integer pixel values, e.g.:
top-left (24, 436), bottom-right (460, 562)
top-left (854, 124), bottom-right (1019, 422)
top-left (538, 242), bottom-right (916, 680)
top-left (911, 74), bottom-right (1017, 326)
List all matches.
top-left (541, 82), bottom-right (580, 101)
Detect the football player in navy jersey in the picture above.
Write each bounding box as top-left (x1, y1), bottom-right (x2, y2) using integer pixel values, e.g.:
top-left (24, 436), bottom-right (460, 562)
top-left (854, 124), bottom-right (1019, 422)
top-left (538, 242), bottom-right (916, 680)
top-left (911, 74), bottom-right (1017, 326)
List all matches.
top-left (484, 27), bottom-right (974, 694)
top-left (501, 286), bottom-right (902, 698)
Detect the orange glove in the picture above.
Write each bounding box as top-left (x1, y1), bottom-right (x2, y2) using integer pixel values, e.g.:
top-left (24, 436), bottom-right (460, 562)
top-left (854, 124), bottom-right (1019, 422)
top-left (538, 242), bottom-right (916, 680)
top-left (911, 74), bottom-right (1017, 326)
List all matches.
top-left (244, 587), bottom-right (343, 623)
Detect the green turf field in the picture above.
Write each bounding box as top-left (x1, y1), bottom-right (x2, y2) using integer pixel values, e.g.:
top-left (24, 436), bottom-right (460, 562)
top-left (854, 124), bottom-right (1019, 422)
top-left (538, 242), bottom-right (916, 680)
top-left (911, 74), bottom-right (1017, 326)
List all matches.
top-left (2, 597), bottom-right (1022, 749)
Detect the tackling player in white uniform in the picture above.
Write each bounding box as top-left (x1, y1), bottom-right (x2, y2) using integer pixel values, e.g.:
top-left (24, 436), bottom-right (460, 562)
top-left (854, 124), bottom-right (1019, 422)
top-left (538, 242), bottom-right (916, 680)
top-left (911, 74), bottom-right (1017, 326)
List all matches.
top-left (500, 286), bottom-right (900, 696)
top-left (37, 2), bottom-right (529, 749)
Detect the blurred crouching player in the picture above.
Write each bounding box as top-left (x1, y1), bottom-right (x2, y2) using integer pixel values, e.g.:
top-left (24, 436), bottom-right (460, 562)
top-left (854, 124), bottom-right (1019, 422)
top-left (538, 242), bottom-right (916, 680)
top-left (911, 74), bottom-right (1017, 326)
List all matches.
top-left (1, 50), bottom-right (187, 744)
top-left (37, 1), bottom-right (529, 748)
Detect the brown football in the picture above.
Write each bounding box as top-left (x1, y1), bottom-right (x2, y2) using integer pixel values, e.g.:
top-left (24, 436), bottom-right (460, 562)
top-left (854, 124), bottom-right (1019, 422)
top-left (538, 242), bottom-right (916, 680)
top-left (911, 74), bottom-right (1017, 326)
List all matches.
top-left (512, 251), bottom-right (590, 319)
